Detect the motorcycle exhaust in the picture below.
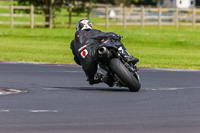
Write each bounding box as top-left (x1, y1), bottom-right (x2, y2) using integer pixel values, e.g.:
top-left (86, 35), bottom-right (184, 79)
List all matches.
top-left (98, 47), bottom-right (109, 55)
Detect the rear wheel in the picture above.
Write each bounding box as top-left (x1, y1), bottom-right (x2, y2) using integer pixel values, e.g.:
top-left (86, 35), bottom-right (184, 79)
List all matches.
top-left (109, 58), bottom-right (141, 92)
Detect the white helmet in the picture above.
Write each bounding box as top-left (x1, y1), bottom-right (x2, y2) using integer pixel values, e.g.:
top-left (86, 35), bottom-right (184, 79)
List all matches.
top-left (76, 19), bottom-right (93, 31)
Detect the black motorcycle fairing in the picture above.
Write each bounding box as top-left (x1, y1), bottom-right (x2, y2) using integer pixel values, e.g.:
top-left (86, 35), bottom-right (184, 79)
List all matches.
top-left (98, 39), bottom-right (118, 49)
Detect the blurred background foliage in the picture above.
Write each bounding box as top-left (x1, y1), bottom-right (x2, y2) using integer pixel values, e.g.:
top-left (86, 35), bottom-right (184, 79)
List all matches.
top-left (17, 0), bottom-right (158, 6)
top-left (17, 0), bottom-right (200, 6)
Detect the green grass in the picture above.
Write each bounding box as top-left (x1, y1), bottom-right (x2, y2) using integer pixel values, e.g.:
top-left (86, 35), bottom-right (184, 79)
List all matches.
top-left (0, 26), bottom-right (200, 70)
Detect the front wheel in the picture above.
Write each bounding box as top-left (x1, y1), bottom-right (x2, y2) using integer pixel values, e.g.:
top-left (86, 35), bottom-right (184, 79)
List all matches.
top-left (109, 58), bottom-right (141, 92)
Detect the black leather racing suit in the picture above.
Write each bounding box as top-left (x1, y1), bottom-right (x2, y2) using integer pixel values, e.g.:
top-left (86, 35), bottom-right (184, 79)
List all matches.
top-left (70, 29), bottom-right (123, 84)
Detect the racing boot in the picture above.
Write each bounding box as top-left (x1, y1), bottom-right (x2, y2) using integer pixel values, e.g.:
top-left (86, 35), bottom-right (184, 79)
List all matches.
top-left (102, 73), bottom-right (115, 87)
top-left (118, 46), bottom-right (139, 65)
top-left (87, 73), bottom-right (103, 85)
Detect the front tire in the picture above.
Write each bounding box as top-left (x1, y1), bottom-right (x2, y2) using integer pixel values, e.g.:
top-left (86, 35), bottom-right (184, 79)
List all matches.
top-left (109, 58), bottom-right (141, 92)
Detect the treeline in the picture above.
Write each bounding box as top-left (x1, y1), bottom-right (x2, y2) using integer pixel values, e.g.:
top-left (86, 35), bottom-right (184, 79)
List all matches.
top-left (98, 0), bottom-right (200, 6)
top-left (97, 0), bottom-right (157, 6)
top-left (17, 0), bottom-right (200, 7)
top-left (197, 0), bottom-right (200, 6)
top-left (16, 0), bottom-right (200, 28)
top-left (17, 0), bottom-right (157, 7)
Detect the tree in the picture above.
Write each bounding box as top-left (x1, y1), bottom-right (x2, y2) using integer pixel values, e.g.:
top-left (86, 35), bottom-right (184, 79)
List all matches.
top-left (17, 0), bottom-right (95, 28)
top-left (132, 0), bottom-right (157, 6)
top-left (18, 0), bottom-right (64, 27)
top-left (99, 0), bottom-right (157, 6)
top-left (114, 0), bottom-right (132, 6)
top-left (95, 0), bottom-right (115, 4)
top-left (196, 0), bottom-right (200, 6)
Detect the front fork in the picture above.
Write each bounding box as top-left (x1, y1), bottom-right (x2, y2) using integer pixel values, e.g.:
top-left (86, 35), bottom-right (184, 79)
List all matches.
top-left (115, 50), bottom-right (140, 82)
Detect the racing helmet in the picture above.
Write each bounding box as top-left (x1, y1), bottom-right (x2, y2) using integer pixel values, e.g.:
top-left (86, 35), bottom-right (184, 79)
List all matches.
top-left (76, 19), bottom-right (93, 31)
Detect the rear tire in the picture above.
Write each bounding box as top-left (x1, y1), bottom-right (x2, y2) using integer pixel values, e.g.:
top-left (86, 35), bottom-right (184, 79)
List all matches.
top-left (109, 58), bottom-right (141, 92)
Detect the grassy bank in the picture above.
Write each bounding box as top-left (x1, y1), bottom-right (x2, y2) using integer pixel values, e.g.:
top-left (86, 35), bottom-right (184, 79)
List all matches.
top-left (0, 26), bottom-right (200, 70)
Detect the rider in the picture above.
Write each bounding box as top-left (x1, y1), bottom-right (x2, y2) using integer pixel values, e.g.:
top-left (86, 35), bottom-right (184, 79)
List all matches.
top-left (70, 19), bottom-right (139, 86)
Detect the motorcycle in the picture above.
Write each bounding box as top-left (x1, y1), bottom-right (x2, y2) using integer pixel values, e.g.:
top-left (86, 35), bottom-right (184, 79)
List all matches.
top-left (96, 37), bottom-right (141, 92)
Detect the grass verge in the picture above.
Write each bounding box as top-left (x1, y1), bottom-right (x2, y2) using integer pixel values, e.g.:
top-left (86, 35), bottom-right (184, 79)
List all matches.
top-left (0, 26), bottom-right (200, 70)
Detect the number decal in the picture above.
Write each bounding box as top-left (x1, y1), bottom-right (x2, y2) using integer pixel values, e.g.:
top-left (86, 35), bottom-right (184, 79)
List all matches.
top-left (80, 49), bottom-right (88, 58)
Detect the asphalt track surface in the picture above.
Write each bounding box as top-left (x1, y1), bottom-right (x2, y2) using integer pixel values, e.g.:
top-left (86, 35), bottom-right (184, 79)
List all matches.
top-left (0, 62), bottom-right (200, 133)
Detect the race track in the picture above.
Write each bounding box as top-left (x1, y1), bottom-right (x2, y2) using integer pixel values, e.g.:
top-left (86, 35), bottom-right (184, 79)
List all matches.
top-left (0, 62), bottom-right (200, 133)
